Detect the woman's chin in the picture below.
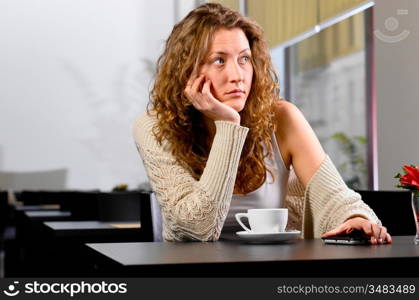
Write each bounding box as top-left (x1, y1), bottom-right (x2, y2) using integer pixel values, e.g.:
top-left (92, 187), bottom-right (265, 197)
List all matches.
top-left (223, 99), bottom-right (246, 112)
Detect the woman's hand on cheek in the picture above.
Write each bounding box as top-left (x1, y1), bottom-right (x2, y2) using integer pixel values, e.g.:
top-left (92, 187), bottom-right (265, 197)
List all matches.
top-left (322, 217), bottom-right (392, 245)
top-left (184, 74), bottom-right (240, 124)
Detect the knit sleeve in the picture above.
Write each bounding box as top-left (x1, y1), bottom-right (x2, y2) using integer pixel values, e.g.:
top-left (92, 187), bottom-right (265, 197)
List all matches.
top-left (303, 155), bottom-right (381, 238)
top-left (133, 112), bottom-right (249, 242)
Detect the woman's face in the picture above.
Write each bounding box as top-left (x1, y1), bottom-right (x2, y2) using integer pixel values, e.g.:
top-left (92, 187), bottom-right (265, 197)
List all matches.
top-left (199, 28), bottom-right (253, 112)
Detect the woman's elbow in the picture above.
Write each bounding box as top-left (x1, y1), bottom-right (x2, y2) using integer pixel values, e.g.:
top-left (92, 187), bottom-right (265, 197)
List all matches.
top-left (170, 212), bottom-right (220, 241)
top-left (170, 224), bottom-right (221, 242)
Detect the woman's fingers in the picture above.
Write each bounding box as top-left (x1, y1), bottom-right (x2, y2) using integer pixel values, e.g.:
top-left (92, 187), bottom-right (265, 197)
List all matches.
top-left (362, 222), bottom-right (376, 244)
top-left (184, 74), bottom-right (240, 123)
top-left (374, 225), bottom-right (392, 244)
top-left (366, 223), bottom-right (377, 244)
top-left (361, 221), bottom-right (390, 245)
top-left (191, 74), bottom-right (205, 93)
top-left (323, 217), bottom-right (392, 245)
top-left (321, 224), bottom-right (351, 237)
top-left (385, 232), bottom-right (393, 244)
top-left (202, 79), bottom-right (216, 104)
top-left (186, 76), bottom-right (216, 108)
top-left (184, 74), bottom-right (203, 103)
top-left (372, 223), bottom-right (383, 244)
top-left (321, 228), bottom-right (341, 238)
top-left (378, 226), bottom-right (387, 244)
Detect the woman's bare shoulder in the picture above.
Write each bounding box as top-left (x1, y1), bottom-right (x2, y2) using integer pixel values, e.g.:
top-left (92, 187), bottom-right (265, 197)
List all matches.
top-left (272, 99), bottom-right (304, 133)
top-left (272, 98), bottom-right (300, 115)
top-left (271, 99), bottom-right (301, 168)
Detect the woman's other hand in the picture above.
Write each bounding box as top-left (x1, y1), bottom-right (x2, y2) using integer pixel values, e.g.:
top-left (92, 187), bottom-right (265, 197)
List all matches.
top-left (322, 217), bottom-right (392, 245)
top-left (184, 74), bottom-right (241, 124)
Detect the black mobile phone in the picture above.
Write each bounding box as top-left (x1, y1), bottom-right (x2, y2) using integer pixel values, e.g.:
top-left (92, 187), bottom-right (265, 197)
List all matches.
top-left (322, 229), bottom-right (370, 245)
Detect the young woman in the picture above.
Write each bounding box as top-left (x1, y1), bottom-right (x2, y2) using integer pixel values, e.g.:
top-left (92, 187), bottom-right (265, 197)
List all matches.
top-left (133, 3), bottom-right (391, 244)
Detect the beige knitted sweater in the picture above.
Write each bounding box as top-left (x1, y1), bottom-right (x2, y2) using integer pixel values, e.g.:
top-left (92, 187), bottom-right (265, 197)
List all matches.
top-left (133, 111), bottom-right (381, 242)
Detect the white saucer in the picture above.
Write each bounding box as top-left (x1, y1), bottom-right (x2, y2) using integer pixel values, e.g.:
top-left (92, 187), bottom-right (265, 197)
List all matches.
top-left (236, 230), bottom-right (301, 244)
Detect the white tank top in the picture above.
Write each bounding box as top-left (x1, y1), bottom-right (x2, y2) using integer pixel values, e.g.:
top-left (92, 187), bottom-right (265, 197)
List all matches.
top-left (221, 133), bottom-right (290, 233)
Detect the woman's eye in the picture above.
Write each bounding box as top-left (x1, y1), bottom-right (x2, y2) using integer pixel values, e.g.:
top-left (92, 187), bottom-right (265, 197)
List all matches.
top-left (240, 56), bottom-right (250, 64)
top-left (214, 57), bottom-right (224, 65)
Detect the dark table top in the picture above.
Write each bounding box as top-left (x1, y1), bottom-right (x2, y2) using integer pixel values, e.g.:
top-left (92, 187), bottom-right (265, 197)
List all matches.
top-left (44, 221), bottom-right (141, 236)
top-left (24, 210), bottom-right (71, 220)
top-left (87, 236), bottom-right (419, 266)
top-left (86, 236), bottom-right (419, 277)
top-left (42, 221), bottom-right (143, 243)
top-left (15, 204), bottom-right (61, 211)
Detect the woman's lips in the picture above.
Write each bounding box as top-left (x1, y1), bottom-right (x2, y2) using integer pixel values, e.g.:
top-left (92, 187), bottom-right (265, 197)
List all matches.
top-left (225, 90), bottom-right (245, 97)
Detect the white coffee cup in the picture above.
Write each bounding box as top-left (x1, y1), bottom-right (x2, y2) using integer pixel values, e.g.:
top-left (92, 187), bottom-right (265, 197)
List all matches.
top-left (235, 208), bottom-right (288, 233)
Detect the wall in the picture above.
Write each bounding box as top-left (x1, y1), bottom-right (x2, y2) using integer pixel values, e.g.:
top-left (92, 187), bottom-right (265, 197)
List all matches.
top-left (0, 0), bottom-right (178, 190)
top-left (374, 0), bottom-right (419, 189)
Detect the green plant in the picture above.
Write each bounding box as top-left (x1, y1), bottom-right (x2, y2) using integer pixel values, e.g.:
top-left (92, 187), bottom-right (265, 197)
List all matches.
top-left (331, 132), bottom-right (367, 189)
top-left (112, 184), bottom-right (128, 192)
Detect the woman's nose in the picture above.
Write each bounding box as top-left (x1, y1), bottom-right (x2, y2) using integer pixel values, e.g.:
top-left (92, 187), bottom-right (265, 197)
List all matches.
top-left (226, 61), bottom-right (244, 83)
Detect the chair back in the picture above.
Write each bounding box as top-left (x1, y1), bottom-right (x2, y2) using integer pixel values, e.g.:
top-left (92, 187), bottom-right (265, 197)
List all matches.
top-left (97, 191), bottom-right (153, 241)
top-left (15, 190), bottom-right (99, 220)
top-left (1, 190), bottom-right (9, 235)
top-left (13, 189), bottom-right (155, 241)
top-left (0, 169), bottom-right (67, 190)
top-left (150, 193), bottom-right (163, 242)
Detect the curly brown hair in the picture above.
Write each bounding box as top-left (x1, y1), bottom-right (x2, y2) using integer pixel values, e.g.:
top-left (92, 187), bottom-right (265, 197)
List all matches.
top-left (148, 3), bottom-right (280, 195)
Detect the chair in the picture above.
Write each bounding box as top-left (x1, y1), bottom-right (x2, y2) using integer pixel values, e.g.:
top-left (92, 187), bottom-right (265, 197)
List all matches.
top-left (0, 169), bottom-right (67, 190)
top-left (96, 191), bottom-right (154, 241)
top-left (13, 190), bottom-right (99, 219)
top-left (150, 192), bottom-right (163, 242)
top-left (0, 190), bottom-right (10, 245)
top-left (15, 190), bottom-right (66, 205)
top-left (356, 190), bottom-right (415, 236)
top-left (59, 191), bottom-right (100, 220)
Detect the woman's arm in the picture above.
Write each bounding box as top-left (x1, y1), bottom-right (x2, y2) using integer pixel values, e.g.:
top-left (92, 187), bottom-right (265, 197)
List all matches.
top-left (274, 100), bottom-right (391, 244)
top-left (133, 112), bottom-right (248, 242)
top-left (273, 100), bottom-right (325, 187)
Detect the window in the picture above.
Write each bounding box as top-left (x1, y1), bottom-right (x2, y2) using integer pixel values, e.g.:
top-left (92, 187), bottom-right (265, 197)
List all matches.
top-left (274, 8), bottom-right (374, 189)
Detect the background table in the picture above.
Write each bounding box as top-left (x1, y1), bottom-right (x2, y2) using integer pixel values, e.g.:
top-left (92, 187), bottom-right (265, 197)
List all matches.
top-left (44, 221), bottom-right (141, 240)
top-left (21, 221), bottom-right (144, 276)
top-left (86, 236), bottom-right (419, 277)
